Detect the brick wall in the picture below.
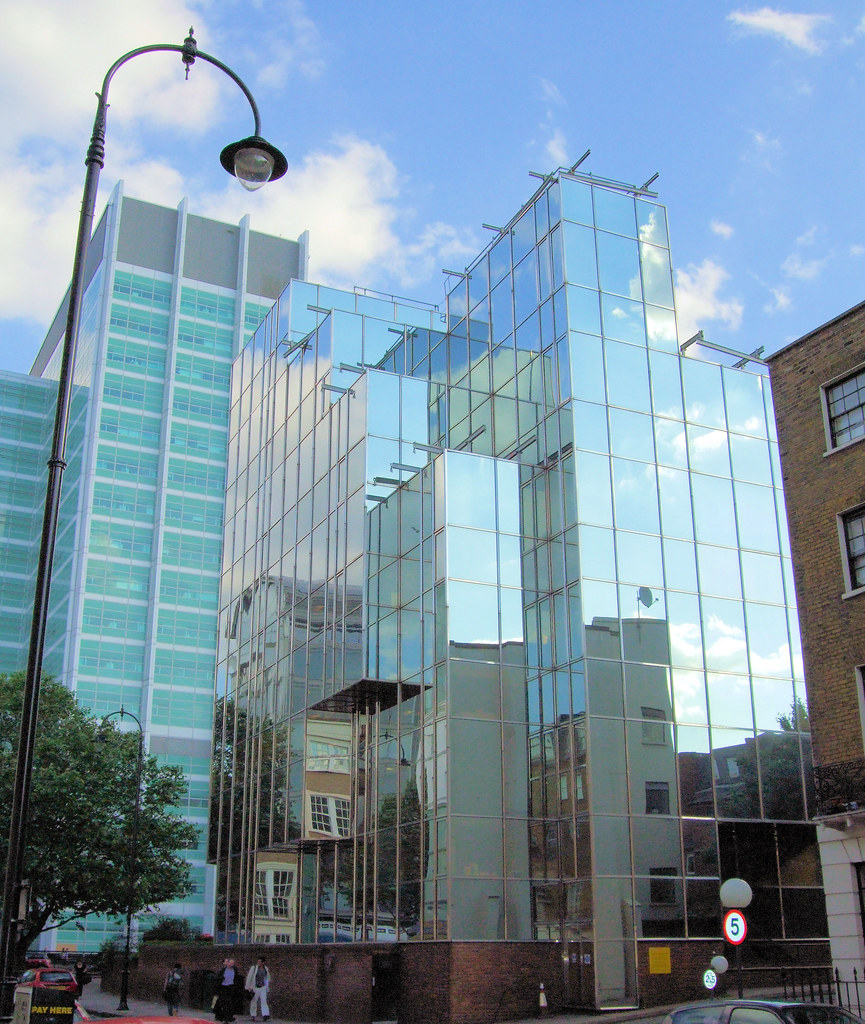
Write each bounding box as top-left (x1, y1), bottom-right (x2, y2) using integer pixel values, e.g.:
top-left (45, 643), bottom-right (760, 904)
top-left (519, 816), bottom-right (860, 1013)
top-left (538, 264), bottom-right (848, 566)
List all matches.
top-left (768, 304), bottom-right (865, 768)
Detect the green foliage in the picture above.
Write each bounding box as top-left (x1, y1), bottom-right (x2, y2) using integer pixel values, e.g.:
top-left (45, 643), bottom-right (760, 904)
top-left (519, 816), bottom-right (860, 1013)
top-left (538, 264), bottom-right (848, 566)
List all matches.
top-left (140, 914), bottom-right (201, 943)
top-left (0, 672), bottom-right (198, 959)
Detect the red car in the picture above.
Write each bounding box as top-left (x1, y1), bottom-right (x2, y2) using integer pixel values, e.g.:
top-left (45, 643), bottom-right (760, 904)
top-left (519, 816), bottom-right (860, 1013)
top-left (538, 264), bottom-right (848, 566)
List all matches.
top-left (17, 967), bottom-right (78, 993)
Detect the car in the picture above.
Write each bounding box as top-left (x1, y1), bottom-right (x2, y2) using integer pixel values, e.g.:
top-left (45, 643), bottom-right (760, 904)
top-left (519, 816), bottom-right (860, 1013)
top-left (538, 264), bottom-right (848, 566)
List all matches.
top-left (24, 956), bottom-right (53, 968)
top-left (662, 1000), bottom-right (865, 1024)
top-left (73, 1001), bottom-right (89, 1022)
top-left (16, 966), bottom-right (78, 993)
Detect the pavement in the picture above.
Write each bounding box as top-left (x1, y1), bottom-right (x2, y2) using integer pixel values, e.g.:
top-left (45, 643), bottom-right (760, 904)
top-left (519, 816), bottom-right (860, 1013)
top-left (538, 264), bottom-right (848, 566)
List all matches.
top-left (80, 981), bottom-right (673, 1024)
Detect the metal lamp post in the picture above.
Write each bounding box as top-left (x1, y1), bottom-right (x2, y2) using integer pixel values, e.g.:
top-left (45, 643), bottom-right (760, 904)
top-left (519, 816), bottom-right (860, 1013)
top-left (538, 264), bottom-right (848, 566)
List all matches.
top-left (720, 877), bottom-right (753, 998)
top-left (98, 709), bottom-right (144, 1011)
top-left (0, 29), bottom-right (286, 1003)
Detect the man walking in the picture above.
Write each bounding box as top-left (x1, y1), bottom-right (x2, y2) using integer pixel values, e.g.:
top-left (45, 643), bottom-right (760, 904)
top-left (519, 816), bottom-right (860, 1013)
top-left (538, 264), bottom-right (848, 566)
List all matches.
top-left (244, 957), bottom-right (270, 1022)
top-left (163, 963), bottom-right (183, 1016)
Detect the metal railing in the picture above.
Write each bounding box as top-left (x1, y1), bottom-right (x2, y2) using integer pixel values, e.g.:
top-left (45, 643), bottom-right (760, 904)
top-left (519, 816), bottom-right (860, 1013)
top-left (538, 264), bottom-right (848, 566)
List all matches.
top-left (781, 968), bottom-right (865, 1016)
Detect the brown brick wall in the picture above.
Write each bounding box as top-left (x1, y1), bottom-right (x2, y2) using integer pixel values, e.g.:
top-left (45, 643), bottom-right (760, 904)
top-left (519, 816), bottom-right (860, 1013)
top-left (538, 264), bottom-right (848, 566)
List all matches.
top-left (120, 937), bottom-right (829, 1021)
top-left (768, 305), bottom-right (865, 768)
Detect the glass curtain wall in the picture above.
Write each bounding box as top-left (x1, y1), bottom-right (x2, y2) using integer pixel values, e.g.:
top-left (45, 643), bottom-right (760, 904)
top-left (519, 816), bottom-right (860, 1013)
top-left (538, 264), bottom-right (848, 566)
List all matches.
top-left (215, 173), bottom-right (820, 1007)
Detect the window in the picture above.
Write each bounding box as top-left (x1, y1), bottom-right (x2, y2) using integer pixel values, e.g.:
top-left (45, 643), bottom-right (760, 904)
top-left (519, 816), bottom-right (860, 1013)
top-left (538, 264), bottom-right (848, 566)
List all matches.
top-left (826, 368), bottom-right (865, 449)
top-left (645, 781), bottom-right (670, 815)
top-left (309, 794), bottom-right (351, 837)
top-left (841, 507), bottom-right (865, 592)
top-left (649, 867), bottom-right (677, 904)
top-left (641, 706), bottom-right (667, 745)
top-left (254, 868), bottom-right (295, 920)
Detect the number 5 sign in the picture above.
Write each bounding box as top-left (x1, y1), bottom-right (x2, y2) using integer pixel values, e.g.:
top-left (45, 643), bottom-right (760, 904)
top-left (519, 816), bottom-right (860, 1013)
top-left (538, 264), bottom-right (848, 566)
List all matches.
top-left (723, 909), bottom-right (747, 944)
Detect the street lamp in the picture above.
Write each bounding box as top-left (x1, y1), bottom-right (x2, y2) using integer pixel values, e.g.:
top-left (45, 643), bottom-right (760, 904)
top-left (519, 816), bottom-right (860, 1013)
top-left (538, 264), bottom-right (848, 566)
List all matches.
top-left (98, 710), bottom-right (144, 1012)
top-left (720, 877), bottom-right (753, 998)
top-left (0, 28), bottom-right (286, 1004)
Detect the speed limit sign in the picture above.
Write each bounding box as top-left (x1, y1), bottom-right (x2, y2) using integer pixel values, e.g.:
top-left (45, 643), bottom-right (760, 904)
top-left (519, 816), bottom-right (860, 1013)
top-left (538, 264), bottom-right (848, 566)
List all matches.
top-left (723, 909), bottom-right (747, 944)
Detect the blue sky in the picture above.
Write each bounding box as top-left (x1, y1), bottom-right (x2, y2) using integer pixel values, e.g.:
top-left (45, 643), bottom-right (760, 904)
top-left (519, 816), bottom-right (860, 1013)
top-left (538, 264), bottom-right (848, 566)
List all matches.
top-left (1, 1), bottom-right (864, 374)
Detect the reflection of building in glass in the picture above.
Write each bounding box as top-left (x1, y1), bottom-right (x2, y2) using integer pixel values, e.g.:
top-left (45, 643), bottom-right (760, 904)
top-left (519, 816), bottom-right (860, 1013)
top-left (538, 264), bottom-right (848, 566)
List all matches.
top-left (768, 305), bottom-right (865, 982)
top-left (0, 185), bottom-right (304, 950)
top-left (214, 169), bottom-right (824, 1009)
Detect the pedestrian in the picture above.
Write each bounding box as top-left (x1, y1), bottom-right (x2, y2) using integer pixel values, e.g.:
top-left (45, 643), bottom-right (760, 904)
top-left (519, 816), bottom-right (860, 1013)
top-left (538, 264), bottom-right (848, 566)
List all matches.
top-left (73, 960), bottom-right (91, 998)
top-left (244, 957), bottom-right (270, 1022)
top-left (163, 962), bottom-right (184, 1017)
top-left (213, 958), bottom-right (243, 1024)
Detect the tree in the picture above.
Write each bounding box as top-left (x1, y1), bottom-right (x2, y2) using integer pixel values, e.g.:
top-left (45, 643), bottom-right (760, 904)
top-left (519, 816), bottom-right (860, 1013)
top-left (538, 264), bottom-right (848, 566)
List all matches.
top-left (0, 672), bottom-right (198, 960)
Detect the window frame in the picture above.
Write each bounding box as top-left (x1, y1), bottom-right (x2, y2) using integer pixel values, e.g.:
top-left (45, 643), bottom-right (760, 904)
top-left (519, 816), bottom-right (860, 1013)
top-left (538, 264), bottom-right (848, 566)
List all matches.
top-left (822, 363), bottom-right (865, 454)
top-left (838, 503), bottom-right (865, 597)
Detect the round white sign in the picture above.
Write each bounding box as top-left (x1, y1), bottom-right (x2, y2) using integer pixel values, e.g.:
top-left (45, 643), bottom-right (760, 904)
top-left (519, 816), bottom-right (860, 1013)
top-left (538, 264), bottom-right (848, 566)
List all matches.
top-left (723, 909), bottom-right (747, 945)
top-left (704, 969), bottom-right (718, 990)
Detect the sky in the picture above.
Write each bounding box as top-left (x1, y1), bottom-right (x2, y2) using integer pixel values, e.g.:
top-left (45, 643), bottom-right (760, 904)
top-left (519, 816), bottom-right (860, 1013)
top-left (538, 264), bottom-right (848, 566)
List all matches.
top-left (1, 1), bottom-right (864, 374)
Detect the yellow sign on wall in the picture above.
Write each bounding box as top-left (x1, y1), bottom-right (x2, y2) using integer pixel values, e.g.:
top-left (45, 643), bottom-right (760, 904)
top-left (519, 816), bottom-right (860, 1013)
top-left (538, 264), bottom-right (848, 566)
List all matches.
top-left (648, 947), bottom-right (671, 974)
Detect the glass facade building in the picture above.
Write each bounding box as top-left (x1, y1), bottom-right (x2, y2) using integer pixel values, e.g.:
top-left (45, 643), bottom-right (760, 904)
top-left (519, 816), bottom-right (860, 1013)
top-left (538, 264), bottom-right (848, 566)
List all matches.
top-left (215, 170), bottom-right (824, 1007)
top-left (0, 184), bottom-right (305, 950)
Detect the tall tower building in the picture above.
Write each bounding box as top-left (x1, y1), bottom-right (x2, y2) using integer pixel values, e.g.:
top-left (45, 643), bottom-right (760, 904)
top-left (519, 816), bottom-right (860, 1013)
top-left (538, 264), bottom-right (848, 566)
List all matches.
top-left (214, 169), bottom-right (823, 1012)
top-left (1, 183), bottom-right (305, 949)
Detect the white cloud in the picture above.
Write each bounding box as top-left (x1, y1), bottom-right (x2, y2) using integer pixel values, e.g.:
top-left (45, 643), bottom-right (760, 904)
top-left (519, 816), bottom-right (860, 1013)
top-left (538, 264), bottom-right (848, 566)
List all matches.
top-left (711, 220), bottom-right (734, 239)
top-left (538, 78), bottom-right (565, 105)
top-left (202, 136), bottom-right (477, 294)
top-left (851, 244), bottom-right (865, 257)
top-left (674, 259), bottom-right (744, 341)
top-left (742, 129), bottom-right (782, 172)
top-left (728, 7), bottom-right (832, 54)
top-left (782, 250), bottom-right (828, 280)
top-left (764, 286), bottom-right (792, 313)
top-left (546, 129), bottom-right (569, 168)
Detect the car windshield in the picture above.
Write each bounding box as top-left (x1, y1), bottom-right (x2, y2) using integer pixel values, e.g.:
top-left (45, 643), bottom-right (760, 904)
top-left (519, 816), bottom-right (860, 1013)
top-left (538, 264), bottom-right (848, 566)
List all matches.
top-left (674, 1008), bottom-right (730, 1024)
top-left (40, 972), bottom-right (73, 983)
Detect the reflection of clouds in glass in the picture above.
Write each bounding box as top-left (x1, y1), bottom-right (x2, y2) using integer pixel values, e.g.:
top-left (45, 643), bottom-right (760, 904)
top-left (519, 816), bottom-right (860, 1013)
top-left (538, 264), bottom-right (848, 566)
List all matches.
top-left (669, 620), bottom-right (702, 662)
top-left (750, 644), bottom-right (792, 676)
top-left (640, 242), bottom-right (674, 308)
top-left (672, 668), bottom-right (707, 723)
top-left (646, 306), bottom-right (678, 348)
top-left (656, 428), bottom-right (687, 464)
top-left (638, 209), bottom-right (667, 246)
top-left (692, 429), bottom-right (728, 453)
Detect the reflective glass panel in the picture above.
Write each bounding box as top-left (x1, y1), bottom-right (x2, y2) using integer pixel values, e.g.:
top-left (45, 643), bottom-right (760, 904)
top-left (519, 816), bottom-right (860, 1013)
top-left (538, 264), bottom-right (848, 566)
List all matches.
top-left (729, 434), bottom-right (772, 484)
top-left (696, 543), bottom-right (742, 600)
top-left (707, 673), bottom-right (753, 728)
top-left (567, 285), bottom-right (602, 336)
top-left (593, 187), bottom-right (637, 237)
top-left (601, 294), bottom-right (647, 346)
top-left (612, 458), bottom-right (659, 534)
top-left (682, 359), bottom-right (726, 429)
top-left (637, 201), bottom-right (669, 247)
top-left (639, 242), bottom-right (674, 308)
top-left (563, 222), bottom-right (599, 289)
top-left (597, 231), bottom-right (641, 300)
top-left (560, 177), bottom-right (593, 225)
top-left (570, 333), bottom-right (606, 404)
top-left (609, 409), bottom-right (655, 462)
top-left (605, 340), bottom-right (651, 412)
top-left (676, 725), bottom-right (712, 816)
top-left (691, 475), bottom-right (736, 546)
top-left (687, 426), bottom-right (731, 477)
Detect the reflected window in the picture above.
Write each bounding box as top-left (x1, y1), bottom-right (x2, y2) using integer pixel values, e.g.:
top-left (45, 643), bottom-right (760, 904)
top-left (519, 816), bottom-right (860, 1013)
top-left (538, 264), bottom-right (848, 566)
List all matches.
top-left (641, 706), bottom-right (667, 745)
top-left (645, 781), bottom-right (670, 815)
top-left (841, 506), bottom-right (865, 591)
top-left (255, 868), bottom-right (295, 920)
top-left (309, 794), bottom-right (351, 837)
top-left (825, 367), bottom-right (865, 449)
top-left (649, 867), bottom-right (676, 904)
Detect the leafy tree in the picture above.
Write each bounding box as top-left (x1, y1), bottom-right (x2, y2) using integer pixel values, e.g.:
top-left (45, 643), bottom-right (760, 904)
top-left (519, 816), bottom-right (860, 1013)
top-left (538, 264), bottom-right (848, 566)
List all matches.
top-left (777, 696), bottom-right (810, 732)
top-left (0, 672), bottom-right (197, 961)
top-left (140, 914), bottom-right (201, 943)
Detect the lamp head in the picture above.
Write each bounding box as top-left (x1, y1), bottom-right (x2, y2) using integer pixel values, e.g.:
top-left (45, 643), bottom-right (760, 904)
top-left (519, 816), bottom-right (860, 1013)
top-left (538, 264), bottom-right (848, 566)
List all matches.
top-left (220, 135), bottom-right (288, 191)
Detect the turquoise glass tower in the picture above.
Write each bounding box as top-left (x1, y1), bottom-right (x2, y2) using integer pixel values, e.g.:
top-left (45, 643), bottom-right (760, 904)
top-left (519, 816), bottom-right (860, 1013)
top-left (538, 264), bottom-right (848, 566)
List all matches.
top-left (0, 183), bottom-right (305, 950)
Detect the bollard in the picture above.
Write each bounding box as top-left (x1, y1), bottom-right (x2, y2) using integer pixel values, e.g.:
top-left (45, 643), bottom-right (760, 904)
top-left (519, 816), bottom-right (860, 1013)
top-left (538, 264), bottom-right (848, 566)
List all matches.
top-left (539, 982), bottom-right (548, 1016)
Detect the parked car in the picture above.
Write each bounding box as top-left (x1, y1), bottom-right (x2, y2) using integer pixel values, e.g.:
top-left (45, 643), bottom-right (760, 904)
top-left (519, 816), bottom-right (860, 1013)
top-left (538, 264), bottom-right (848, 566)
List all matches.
top-left (24, 956), bottom-right (53, 968)
top-left (663, 1000), bottom-right (865, 1024)
top-left (16, 967), bottom-right (78, 993)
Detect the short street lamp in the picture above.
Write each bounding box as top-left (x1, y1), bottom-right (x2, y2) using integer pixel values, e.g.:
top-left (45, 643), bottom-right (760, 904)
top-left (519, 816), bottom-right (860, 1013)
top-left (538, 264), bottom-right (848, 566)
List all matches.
top-left (0, 28), bottom-right (286, 1005)
top-left (720, 877), bottom-right (753, 998)
top-left (98, 710), bottom-right (144, 1012)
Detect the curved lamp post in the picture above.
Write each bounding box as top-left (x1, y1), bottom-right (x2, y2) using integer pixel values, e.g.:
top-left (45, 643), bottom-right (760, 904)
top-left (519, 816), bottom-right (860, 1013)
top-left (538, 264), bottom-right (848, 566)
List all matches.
top-left (0, 29), bottom-right (286, 1005)
top-left (98, 709), bottom-right (144, 1012)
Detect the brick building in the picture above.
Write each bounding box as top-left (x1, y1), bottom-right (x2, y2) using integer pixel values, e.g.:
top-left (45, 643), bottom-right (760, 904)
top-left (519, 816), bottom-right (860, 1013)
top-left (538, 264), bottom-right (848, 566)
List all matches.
top-left (768, 301), bottom-right (865, 980)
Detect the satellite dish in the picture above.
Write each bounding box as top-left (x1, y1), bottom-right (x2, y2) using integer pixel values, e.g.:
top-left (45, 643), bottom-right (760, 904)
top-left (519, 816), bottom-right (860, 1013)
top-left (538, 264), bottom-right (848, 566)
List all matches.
top-left (637, 587), bottom-right (656, 609)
